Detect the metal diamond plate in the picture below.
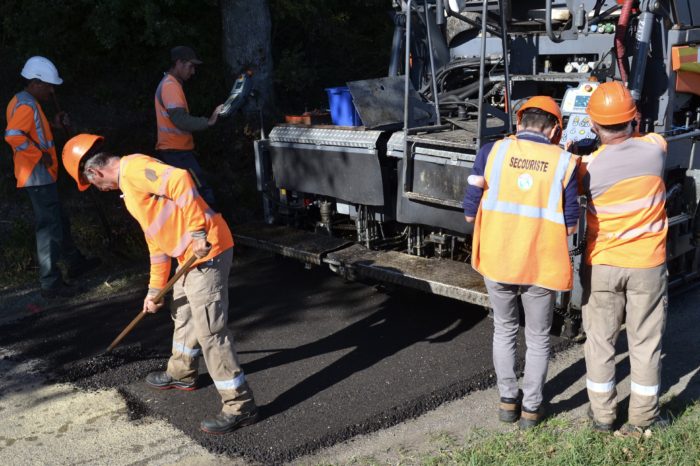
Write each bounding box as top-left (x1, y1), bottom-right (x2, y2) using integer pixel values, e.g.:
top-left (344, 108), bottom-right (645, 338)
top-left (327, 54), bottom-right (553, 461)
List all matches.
top-left (269, 126), bottom-right (384, 149)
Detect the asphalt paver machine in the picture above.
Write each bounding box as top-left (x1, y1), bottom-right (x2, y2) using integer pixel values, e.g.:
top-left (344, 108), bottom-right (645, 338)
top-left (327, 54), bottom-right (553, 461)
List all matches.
top-left (242, 0), bottom-right (700, 337)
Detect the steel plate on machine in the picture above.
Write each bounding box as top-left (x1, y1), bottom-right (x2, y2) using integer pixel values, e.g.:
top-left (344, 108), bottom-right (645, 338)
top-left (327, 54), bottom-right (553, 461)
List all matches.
top-left (347, 76), bottom-right (434, 130)
top-left (326, 244), bottom-right (490, 307)
top-left (234, 223), bottom-right (353, 266)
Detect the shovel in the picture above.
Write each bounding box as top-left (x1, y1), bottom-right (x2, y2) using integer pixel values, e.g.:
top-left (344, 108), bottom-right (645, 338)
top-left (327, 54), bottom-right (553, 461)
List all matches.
top-left (105, 254), bottom-right (198, 353)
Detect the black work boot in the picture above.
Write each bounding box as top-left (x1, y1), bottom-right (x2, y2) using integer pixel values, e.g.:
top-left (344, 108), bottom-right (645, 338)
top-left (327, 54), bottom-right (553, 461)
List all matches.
top-left (65, 257), bottom-right (102, 280)
top-left (40, 282), bottom-right (77, 300)
top-left (618, 416), bottom-right (669, 437)
top-left (499, 390), bottom-right (522, 423)
top-left (587, 406), bottom-right (614, 433)
top-left (200, 408), bottom-right (259, 434)
top-left (145, 371), bottom-right (197, 391)
top-left (518, 406), bottom-right (545, 430)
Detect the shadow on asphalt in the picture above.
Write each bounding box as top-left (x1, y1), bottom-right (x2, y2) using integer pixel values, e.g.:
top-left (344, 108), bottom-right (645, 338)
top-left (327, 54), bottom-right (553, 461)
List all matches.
top-left (0, 253), bottom-right (497, 463)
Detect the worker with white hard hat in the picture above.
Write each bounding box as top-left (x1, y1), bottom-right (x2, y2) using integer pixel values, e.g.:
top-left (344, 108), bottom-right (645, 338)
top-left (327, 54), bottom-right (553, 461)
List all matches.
top-left (4, 56), bottom-right (99, 299)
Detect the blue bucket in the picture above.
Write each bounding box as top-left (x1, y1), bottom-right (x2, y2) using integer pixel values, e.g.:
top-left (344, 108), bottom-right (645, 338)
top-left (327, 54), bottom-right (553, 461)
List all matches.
top-left (325, 86), bottom-right (362, 126)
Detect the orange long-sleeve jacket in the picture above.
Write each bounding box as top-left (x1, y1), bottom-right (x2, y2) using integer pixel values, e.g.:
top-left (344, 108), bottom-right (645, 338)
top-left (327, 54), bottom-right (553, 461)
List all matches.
top-left (4, 91), bottom-right (57, 188)
top-left (118, 154), bottom-right (233, 291)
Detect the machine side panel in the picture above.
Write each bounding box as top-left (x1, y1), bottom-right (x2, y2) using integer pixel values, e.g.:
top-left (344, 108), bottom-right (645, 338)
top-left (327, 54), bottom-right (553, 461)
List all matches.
top-left (396, 159), bottom-right (472, 234)
top-left (270, 143), bottom-right (385, 206)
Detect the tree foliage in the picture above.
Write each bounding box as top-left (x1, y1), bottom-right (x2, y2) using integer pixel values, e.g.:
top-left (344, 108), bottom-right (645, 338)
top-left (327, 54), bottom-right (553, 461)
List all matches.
top-left (1, 0), bottom-right (393, 112)
top-left (269, 0), bottom-right (393, 110)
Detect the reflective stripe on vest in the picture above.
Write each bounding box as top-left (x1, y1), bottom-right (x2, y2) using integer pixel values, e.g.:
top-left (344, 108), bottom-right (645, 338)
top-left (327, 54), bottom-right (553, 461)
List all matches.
top-left (154, 75), bottom-right (194, 150)
top-left (11, 91), bottom-right (54, 151)
top-left (6, 92), bottom-right (56, 187)
top-left (583, 135), bottom-right (667, 268)
top-left (157, 126), bottom-right (188, 135)
top-left (482, 139), bottom-right (571, 225)
top-left (150, 253), bottom-right (170, 264)
top-left (589, 191), bottom-right (665, 215)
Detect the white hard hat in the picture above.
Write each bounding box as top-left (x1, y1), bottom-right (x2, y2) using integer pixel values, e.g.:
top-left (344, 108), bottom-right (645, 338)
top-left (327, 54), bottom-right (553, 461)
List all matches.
top-left (21, 56), bottom-right (63, 85)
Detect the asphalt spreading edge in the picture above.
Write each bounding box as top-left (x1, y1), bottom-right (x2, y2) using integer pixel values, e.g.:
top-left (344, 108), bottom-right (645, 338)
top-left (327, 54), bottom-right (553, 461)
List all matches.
top-left (0, 256), bottom-right (577, 464)
top-left (40, 337), bottom-right (575, 464)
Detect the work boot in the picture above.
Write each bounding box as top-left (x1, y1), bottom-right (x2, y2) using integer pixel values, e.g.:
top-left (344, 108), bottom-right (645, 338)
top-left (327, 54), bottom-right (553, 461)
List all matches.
top-left (200, 408), bottom-right (259, 434)
top-left (518, 406), bottom-right (545, 430)
top-left (499, 390), bottom-right (522, 423)
top-left (587, 406), bottom-right (614, 433)
top-left (65, 257), bottom-right (102, 280)
top-left (145, 371), bottom-right (197, 391)
top-left (618, 416), bottom-right (669, 437)
top-left (40, 282), bottom-right (77, 300)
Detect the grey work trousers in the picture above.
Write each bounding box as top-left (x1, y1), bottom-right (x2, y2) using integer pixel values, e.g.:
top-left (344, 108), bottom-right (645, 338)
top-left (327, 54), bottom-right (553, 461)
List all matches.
top-left (166, 248), bottom-right (255, 415)
top-left (485, 278), bottom-right (555, 411)
top-left (582, 264), bottom-right (667, 426)
top-left (24, 183), bottom-right (84, 290)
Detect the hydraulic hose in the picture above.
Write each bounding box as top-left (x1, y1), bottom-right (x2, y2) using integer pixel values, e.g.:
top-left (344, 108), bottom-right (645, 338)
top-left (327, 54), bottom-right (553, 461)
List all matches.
top-left (614, 0), bottom-right (634, 85)
top-left (546, 0), bottom-right (563, 43)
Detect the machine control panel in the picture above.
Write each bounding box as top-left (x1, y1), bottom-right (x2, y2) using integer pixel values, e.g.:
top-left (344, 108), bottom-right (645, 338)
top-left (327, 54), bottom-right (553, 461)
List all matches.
top-left (218, 72), bottom-right (253, 117)
top-left (560, 82), bottom-right (599, 148)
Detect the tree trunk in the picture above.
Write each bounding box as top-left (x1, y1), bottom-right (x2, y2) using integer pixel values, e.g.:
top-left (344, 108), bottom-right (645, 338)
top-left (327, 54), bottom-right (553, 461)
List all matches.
top-left (220, 0), bottom-right (274, 119)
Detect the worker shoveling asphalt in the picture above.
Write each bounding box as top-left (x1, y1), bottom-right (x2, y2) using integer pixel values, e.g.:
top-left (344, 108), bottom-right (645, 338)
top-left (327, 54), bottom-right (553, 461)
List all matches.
top-left (60, 133), bottom-right (259, 435)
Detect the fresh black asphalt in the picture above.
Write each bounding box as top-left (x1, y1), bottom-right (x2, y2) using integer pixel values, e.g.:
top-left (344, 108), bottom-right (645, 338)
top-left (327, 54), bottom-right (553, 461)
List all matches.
top-left (0, 250), bottom-right (565, 463)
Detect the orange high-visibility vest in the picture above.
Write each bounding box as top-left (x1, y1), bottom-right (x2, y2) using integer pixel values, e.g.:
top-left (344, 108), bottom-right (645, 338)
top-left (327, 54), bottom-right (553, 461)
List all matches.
top-left (580, 133), bottom-right (667, 268)
top-left (4, 91), bottom-right (58, 188)
top-left (472, 136), bottom-right (577, 291)
top-left (155, 74), bottom-right (195, 151)
top-left (118, 154), bottom-right (233, 290)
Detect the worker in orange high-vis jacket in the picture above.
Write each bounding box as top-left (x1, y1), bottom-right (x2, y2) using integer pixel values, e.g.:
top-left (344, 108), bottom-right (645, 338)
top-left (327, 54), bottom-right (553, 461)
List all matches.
top-left (577, 82), bottom-right (668, 434)
top-left (154, 45), bottom-right (222, 209)
top-left (61, 134), bottom-right (258, 435)
top-left (464, 96), bottom-right (579, 429)
top-left (4, 56), bottom-right (99, 299)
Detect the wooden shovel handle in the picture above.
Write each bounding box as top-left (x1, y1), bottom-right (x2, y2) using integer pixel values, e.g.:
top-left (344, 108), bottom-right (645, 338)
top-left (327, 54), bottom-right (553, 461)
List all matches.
top-left (105, 254), bottom-right (199, 353)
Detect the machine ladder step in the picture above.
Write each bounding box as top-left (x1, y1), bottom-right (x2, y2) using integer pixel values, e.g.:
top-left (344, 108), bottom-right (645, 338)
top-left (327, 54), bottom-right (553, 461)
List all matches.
top-left (326, 244), bottom-right (490, 307)
top-left (234, 223), bottom-right (353, 266)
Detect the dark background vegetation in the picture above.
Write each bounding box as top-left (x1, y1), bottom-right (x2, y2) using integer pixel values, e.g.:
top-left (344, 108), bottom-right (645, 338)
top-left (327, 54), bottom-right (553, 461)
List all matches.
top-left (0, 0), bottom-right (393, 288)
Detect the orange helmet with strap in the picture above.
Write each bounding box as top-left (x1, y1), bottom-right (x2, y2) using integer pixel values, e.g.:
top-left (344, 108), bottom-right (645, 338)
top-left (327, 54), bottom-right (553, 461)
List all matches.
top-left (586, 81), bottom-right (636, 125)
top-left (62, 134), bottom-right (103, 191)
top-left (516, 96), bottom-right (563, 128)
top-left (516, 96), bottom-right (563, 144)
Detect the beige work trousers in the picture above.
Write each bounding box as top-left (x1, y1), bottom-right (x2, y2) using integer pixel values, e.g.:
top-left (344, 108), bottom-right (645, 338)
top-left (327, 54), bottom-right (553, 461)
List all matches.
top-left (166, 248), bottom-right (255, 415)
top-left (582, 263), bottom-right (667, 426)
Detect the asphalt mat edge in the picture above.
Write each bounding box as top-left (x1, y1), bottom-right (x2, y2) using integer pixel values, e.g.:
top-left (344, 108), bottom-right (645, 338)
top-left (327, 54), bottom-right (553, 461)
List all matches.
top-left (0, 255), bottom-right (575, 465)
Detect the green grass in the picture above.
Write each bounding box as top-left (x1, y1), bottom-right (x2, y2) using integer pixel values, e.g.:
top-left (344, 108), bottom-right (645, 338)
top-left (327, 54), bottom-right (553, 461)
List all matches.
top-left (422, 402), bottom-right (700, 466)
top-left (0, 217), bottom-right (36, 288)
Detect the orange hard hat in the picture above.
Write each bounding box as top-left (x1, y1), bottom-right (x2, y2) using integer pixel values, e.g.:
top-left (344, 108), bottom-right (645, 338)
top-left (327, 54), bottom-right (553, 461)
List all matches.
top-left (62, 134), bottom-right (104, 191)
top-left (516, 96), bottom-right (563, 128)
top-left (586, 81), bottom-right (636, 125)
